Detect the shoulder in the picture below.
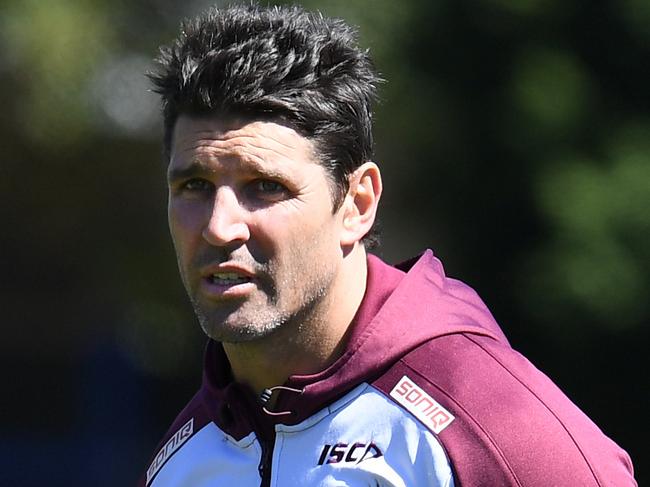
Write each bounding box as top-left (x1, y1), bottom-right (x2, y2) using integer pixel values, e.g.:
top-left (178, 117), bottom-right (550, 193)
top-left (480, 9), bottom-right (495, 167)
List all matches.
top-left (372, 333), bottom-right (636, 486)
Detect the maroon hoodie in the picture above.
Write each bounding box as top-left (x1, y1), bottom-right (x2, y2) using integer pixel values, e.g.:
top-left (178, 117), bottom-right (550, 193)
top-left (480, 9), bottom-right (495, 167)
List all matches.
top-left (140, 250), bottom-right (636, 486)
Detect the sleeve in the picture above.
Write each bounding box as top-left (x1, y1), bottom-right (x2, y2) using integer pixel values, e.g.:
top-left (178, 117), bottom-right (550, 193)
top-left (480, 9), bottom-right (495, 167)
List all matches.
top-left (374, 333), bottom-right (637, 486)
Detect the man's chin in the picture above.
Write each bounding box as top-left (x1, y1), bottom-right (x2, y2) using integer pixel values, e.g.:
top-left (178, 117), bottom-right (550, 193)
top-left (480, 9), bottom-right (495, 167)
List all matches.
top-left (197, 312), bottom-right (286, 343)
top-left (201, 326), bottom-right (279, 344)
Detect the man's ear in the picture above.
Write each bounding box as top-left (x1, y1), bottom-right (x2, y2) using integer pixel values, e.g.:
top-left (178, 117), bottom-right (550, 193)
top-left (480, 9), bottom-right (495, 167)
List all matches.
top-left (339, 162), bottom-right (382, 247)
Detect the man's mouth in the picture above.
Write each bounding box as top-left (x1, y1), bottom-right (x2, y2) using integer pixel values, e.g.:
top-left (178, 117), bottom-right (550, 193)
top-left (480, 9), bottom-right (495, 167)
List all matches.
top-left (209, 272), bottom-right (251, 286)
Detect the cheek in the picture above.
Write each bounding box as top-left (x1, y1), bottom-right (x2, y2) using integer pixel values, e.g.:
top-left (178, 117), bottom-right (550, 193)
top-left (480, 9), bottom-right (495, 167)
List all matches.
top-left (251, 204), bottom-right (334, 246)
top-left (168, 202), bottom-right (205, 253)
top-left (278, 220), bottom-right (340, 269)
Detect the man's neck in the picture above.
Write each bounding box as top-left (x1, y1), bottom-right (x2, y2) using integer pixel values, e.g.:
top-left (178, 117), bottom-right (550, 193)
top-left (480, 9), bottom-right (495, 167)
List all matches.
top-left (223, 246), bottom-right (368, 394)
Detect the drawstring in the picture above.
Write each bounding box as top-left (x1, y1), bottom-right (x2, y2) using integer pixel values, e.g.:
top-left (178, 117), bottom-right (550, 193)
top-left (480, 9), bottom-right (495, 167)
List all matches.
top-left (259, 385), bottom-right (303, 417)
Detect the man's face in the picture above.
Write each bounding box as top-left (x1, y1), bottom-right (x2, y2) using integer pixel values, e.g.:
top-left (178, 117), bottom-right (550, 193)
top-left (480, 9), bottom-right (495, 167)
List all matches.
top-left (167, 115), bottom-right (345, 342)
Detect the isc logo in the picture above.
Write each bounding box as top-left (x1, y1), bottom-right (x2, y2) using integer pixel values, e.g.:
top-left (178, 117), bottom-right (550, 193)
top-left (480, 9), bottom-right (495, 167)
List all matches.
top-left (317, 442), bottom-right (383, 465)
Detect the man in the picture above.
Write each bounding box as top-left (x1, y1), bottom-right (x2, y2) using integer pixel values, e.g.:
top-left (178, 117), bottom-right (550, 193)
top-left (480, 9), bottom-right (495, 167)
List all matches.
top-left (139, 4), bottom-right (636, 486)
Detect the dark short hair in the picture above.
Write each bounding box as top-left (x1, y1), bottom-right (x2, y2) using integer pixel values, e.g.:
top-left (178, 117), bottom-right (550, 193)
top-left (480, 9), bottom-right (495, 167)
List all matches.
top-left (149, 4), bottom-right (382, 247)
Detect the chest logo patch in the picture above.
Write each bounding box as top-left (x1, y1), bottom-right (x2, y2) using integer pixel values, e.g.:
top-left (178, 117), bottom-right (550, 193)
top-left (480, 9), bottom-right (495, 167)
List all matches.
top-left (317, 442), bottom-right (383, 465)
top-left (390, 375), bottom-right (454, 434)
top-left (146, 418), bottom-right (194, 485)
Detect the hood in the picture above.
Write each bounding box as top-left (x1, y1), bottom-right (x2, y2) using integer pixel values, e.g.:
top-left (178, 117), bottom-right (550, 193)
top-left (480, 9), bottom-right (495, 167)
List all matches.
top-left (200, 249), bottom-right (509, 434)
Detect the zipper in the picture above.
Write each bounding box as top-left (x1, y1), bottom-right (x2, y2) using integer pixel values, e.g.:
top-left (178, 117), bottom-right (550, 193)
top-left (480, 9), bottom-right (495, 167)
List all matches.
top-left (254, 402), bottom-right (276, 487)
top-left (258, 434), bottom-right (274, 487)
top-left (255, 385), bottom-right (301, 486)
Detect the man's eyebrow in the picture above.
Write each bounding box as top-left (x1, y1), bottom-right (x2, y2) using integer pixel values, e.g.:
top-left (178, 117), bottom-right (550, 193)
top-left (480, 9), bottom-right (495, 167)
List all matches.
top-left (167, 159), bottom-right (290, 183)
top-left (167, 162), bottom-right (212, 183)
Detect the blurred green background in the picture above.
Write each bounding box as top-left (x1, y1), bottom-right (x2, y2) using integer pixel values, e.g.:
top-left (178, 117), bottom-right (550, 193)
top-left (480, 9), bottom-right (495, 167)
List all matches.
top-left (1, 0), bottom-right (647, 484)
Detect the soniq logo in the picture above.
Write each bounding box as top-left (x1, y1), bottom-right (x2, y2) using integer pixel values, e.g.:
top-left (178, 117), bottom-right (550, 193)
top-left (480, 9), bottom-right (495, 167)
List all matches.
top-left (390, 375), bottom-right (454, 434)
top-left (146, 418), bottom-right (194, 484)
top-left (317, 442), bottom-right (383, 465)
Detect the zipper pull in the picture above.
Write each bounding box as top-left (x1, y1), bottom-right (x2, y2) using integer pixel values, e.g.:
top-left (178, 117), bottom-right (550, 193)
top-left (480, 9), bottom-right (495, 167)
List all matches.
top-left (259, 385), bottom-right (303, 417)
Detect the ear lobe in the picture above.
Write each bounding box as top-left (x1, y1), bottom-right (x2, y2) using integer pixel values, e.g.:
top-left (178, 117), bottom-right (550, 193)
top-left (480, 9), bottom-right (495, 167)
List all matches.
top-left (340, 162), bottom-right (382, 247)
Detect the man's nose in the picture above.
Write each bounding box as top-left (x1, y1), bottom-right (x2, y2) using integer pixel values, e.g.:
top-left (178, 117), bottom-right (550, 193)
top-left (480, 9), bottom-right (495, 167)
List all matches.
top-left (202, 187), bottom-right (250, 246)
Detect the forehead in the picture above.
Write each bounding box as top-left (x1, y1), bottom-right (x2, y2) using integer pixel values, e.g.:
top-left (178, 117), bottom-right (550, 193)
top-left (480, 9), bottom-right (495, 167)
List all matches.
top-left (170, 115), bottom-right (318, 172)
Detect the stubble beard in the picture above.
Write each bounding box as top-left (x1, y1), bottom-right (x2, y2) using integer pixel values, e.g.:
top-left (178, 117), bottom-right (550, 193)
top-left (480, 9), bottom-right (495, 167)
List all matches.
top-left (189, 255), bottom-right (337, 344)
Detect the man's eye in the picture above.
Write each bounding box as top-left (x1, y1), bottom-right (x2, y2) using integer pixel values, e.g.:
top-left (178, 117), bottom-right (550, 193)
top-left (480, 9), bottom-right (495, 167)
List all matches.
top-left (250, 179), bottom-right (288, 198)
top-left (181, 179), bottom-right (213, 192)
